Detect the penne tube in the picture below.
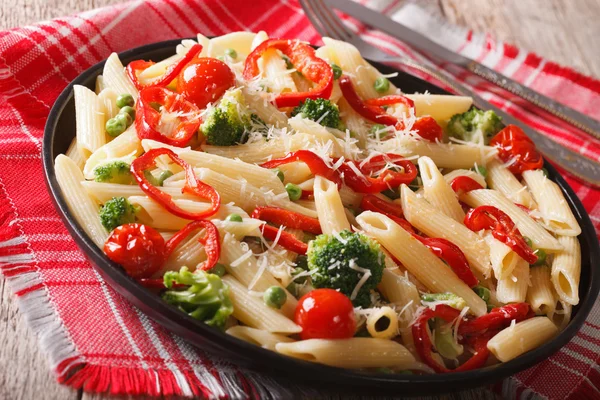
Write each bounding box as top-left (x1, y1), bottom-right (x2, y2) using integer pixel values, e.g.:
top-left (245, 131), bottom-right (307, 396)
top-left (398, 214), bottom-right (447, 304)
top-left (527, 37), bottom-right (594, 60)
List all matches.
top-left (276, 338), bottom-right (416, 369)
top-left (55, 155), bottom-right (108, 248)
top-left (241, 87), bottom-right (288, 129)
top-left (74, 85), bottom-right (106, 158)
top-left (486, 159), bottom-right (536, 209)
top-left (461, 189), bottom-right (562, 251)
top-left (406, 94), bottom-right (472, 125)
top-left (222, 275), bottom-right (301, 334)
top-left (356, 211), bottom-right (487, 316)
top-left (82, 181), bottom-right (196, 204)
top-left (260, 48), bottom-right (297, 94)
top-left (83, 126), bottom-right (142, 179)
top-left (97, 87), bottom-right (120, 120)
top-left (313, 176), bottom-right (351, 234)
top-left (522, 170), bottom-right (581, 236)
top-left (487, 317), bottom-right (558, 362)
top-left (527, 266), bottom-right (556, 316)
top-left (400, 186), bottom-right (491, 278)
top-left (226, 326), bottom-right (295, 351)
top-left (102, 53), bottom-right (138, 100)
top-left (366, 307), bottom-right (399, 339)
top-left (418, 157), bottom-right (464, 222)
top-left (66, 138), bottom-right (85, 170)
top-left (551, 235), bottom-right (581, 305)
top-left (485, 234), bottom-right (519, 280)
top-left (496, 257), bottom-right (530, 304)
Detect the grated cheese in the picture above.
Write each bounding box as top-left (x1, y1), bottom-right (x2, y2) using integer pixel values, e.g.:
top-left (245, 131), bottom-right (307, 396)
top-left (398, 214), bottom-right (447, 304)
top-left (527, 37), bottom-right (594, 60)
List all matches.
top-left (348, 259), bottom-right (372, 301)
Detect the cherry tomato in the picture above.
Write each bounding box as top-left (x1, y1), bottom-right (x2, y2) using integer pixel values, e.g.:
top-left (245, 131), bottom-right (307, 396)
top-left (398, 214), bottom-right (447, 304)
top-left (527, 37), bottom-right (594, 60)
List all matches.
top-left (104, 223), bottom-right (165, 278)
top-left (294, 289), bottom-right (356, 340)
top-left (176, 57), bottom-right (235, 109)
top-left (412, 116), bottom-right (443, 142)
top-left (490, 125), bottom-right (543, 175)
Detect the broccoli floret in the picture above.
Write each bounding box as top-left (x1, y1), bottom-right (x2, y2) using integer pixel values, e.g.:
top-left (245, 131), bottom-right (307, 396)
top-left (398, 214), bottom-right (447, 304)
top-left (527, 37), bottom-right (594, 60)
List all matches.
top-left (291, 98), bottom-right (341, 129)
top-left (307, 230), bottom-right (385, 307)
top-left (447, 108), bottom-right (504, 145)
top-left (421, 292), bottom-right (467, 310)
top-left (94, 161), bottom-right (135, 184)
top-left (99, 196), bottom-right (137, 231)
top-left (162, 267), bottom-right (233, 330)
top-left (200, 89), bottom-right (252, 146)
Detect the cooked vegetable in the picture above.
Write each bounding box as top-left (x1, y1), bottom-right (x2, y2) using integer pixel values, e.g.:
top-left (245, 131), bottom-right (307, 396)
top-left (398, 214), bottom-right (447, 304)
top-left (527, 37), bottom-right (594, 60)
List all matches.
top-left (373, 77), bottom-right (390, 93)
top-left (119, 105), bottom-right (135, 119)
top-left (263, 286), bottom-right (287, 309)
top-left (94, 161), bottom-right (135, 184)
top-left (294, 288), bottom-right (356, 339)
top-left (105, 113), bottom-right (129, 137)
top-left (472, 165), bottom-right (488, 178)
top-left (447, 108), bottom-right (504, 144)
top-left (209, 263), bottom-right (227, 277)
top-left (331, 63), bottom-right (342, 80)
top-left (285, 183), bottom-right (302, 201)
top-left (433, 318), bottom-right (464, 360)
top-left (421, 292), bottom-right (467, 310)
top-left (162, 267), bottom-right (233, 330)
top-left (116, 93), bottom-right (134, 108)
top-left (291, 98), bottom-right (341, 129)
top-left (307, 230), bottom-right (385, 307)
top-left (143, 169), bottom-right (173, 187)
top-left (200, 89), bottom-right (253, 146)
top-left (99, 196), bottom-right (138, 232)
top-left (225, 213), bottom-right (243, 222)
top-left (224, 48), bottom-right (237, 60)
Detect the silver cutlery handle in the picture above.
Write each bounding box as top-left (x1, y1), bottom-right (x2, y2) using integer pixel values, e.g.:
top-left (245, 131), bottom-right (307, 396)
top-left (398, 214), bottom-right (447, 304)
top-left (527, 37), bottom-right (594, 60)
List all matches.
top-left (468, 62), bottom-right (600, 140)
top-left (385, 57), bottom-right (600, 186)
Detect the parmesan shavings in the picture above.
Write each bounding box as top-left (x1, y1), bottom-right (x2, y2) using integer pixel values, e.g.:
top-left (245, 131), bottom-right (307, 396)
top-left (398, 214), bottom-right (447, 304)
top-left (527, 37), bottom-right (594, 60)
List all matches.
top-left (348, 259), bottom-right (372, 301)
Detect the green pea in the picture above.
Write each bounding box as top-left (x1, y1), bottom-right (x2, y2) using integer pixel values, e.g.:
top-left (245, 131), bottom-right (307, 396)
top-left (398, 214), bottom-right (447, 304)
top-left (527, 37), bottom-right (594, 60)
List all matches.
top-left (532, 248), bottom-right (547, 266)
top-left (224, 48), bottom-right (237, 60)
top-left (472, 165), bottom-right (488, 178)
top-left (105, 114), bottom-right (128, 137)
top-left (285, 183), bottom-right (302, 201)
top-left (264, 286), bottom-right (287, 309)
top-left (286, 282), bottom-right (299, 297)
top-left (523, 236), bottom-right (533, 248)
top-left (209, 263), bottom-right (226, 277)
top-left (282, 55), bottom-right (294, 69)
top-left (541, 168), bottom-right (549, 177)
top-left (226, 213), bottom-right (243, 222)
top-left (374, 77), bottom-right (390, 93)
top-left (331, 63), bottom-right (342, 80)
top-left (119, 105), bottom-right (136, 121)
top-left (275, 168), bottom-right (285, 182)
top-left (295, 255), bottom-right (308, 270)
top-left (473, 285), bottom-right (491, 302)
top-left (116, 93), bottom-right (134, 108)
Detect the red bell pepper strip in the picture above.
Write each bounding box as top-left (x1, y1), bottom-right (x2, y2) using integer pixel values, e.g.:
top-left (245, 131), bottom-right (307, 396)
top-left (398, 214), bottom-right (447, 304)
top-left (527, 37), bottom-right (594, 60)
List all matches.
top-left (412, 305), bottom-right (491, 373)
top-left (359, 194), bottom-right (415, 232)
top-left (458, 303), bottom-right (532, 336)
top-left (260, 150), bottom-right (342, 187)
top-left (411, 116), bottom-right (443, 142)
top-left (415, 237), bottom-right (478, 287)
top-left (259, 224), bottom-right (308, 255)
top-left (164, 220), bottom-right (221, 271)
top-left (339, 75), bottom-right (399, 126)
top-left (490, 125), bottom-right (543, 175)
top-left (251, 207), bottom-right (322, 235)
top-left (338, 154), bottom-right (418, 194)
top-left (135, 86), bottom-right (201, 147)
top-left (126, 44), bottom-right (203, 90)
top-left (364, 94), bottom-right (415, 109)
top-left (243, 39), bottom-right (333, 108)
top-left (464, 205), bottom-right (537, 264)
top-left (450, 176), bottom-right (484, 195)
top-left (131, 148), bottom-right (220, 220)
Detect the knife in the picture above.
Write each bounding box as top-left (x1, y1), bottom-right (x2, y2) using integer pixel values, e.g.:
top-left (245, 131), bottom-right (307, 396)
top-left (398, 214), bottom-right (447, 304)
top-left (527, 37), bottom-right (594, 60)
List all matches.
top-left (325, 0), bottom-right (600, 140)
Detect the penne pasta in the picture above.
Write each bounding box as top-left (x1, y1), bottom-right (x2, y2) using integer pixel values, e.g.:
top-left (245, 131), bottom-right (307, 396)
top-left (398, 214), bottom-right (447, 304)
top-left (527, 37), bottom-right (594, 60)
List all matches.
top-left (551, 235), bottom-right (581, 305)
top-left (418, 157), bottom-right (464, 222)
top-left (102, 53), bottom-right (138, 100)
top-left (226, 326), bottom-right (294, 351)
top-left (527, 266), bottom-right (556, 316)
top-left (496, 257), bottom-right (530, 304)
top-left (74, 85), bottom-right (106, 158)
top-left (487, 317), bottom-right (558, 362)
top-left (83, 125), bottom-right (142, 179)
top-left (485, 234), bottom-right (520, 280)
top-left (66, 138), bottom-right (85, 170)
top-left (486, 159), bottom-right (536, 209)
top-left (313, 176), bottom-right (351, 234)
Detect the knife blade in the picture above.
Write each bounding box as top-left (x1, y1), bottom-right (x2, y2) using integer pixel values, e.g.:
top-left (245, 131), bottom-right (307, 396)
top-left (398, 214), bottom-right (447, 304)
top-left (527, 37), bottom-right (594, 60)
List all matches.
top-left (325, 0), bottom-right (600, 139)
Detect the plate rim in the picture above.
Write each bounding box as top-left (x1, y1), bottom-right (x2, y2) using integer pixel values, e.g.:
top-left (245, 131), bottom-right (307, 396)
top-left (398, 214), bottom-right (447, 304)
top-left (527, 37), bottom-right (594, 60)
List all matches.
top-left (41, 38), bottom-right (600, 393)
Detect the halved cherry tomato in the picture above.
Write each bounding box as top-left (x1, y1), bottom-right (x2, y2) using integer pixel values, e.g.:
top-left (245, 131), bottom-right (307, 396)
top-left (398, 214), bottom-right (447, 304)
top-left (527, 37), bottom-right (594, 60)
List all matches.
top-left (177, 58), bottom-right (235, 109)
top-left (490, 125), bottom-right (543, 175)
top-left (104, 223), bottom-right (165, 278)
top-left (295, 289), bottom-right (356, 340)
top-left (411, 116), bottom-right (443, 142)
top-left (450, 176), bottom-right (483, 195)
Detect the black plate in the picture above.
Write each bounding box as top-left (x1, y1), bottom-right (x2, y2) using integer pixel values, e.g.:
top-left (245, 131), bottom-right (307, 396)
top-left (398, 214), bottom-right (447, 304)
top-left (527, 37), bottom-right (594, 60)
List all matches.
top-left (43, 38), bottom-right (600, 396)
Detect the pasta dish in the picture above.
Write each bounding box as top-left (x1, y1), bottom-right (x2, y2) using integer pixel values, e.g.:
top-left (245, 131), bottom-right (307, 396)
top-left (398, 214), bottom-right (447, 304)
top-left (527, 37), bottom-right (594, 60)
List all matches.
top-left (54, 31), bottom-right (582, 374)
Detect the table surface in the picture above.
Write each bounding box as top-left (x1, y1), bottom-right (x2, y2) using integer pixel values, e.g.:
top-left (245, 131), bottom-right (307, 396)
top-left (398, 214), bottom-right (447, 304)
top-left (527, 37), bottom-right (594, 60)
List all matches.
top-left (1, 1), bottom-right (599, 399)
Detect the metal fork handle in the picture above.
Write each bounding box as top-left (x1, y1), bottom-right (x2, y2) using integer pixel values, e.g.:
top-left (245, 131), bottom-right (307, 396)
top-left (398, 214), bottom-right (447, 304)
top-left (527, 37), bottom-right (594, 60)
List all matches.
top-left (383, 56), bottom-right (600, 186)
top-left (468, 62), bottom-right (600, 139)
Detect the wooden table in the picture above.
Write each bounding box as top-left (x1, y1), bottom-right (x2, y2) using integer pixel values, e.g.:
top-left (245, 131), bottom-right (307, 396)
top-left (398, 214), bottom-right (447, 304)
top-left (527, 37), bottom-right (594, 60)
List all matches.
top-left (0, 1), bottom-right (598, 399)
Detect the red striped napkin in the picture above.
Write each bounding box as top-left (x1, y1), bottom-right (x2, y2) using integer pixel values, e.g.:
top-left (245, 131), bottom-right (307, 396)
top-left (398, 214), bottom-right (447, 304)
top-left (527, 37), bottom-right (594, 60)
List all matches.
top-left (0, 0), bottom-right (598, 398)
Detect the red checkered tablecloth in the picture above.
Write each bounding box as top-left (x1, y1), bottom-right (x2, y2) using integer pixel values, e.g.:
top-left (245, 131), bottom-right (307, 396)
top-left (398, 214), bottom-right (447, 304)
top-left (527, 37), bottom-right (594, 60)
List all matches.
top-left (0, 1), bottom-right (599, 398)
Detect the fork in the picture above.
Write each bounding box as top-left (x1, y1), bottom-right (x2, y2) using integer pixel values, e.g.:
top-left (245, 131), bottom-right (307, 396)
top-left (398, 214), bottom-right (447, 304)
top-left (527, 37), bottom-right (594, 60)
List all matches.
top-left (299, 0), bottom-right (600, 186)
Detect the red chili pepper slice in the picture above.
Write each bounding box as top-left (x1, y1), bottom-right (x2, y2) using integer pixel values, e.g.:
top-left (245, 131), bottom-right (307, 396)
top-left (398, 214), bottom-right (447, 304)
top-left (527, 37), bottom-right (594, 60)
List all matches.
top-left (464, 205), bottom-right (537, 264)
top-left (416, 237), bottom-right (478, 287)
top-left (411, 116), bottom-right (443, 142)
top-left (131, 148), bottom-right (220, 220)
top-left (339, 75), bottom-right (399, 126)
top-left (260, 150), bottom-right (342, 187)
top-left (412, 305), bottom-right (491, 373)
top-left (450, 176), bottom-right (484, 195)
top-left (126, 44), bottom-right (203, 90)
top-left (458, 303), bottom-right (532, 336)
top-left (251, 207), bottom-right (322, 235)
top-left (259, 224), bottom-right (308, 255)
top-left (490, 125), bottom-right (543, 175)
top-left (338, 154), bottom-right (417, 194)
top-left (243, 39), bottom-right (333, 108)
top-left (135, 86), bottom-right (201, 147)
top-left (164, 220), bottom-right (221, 271)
